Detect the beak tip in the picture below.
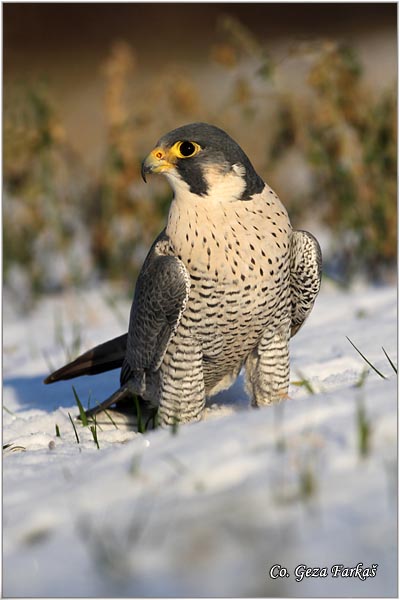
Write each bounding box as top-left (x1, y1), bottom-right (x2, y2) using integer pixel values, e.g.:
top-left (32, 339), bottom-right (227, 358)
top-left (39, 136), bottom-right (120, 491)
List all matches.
top-left (141, 162), bottom-right (148, 183)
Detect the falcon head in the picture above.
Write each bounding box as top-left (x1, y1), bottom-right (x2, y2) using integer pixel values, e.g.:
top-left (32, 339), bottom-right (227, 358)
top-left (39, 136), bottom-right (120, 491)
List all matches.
top-left (141, 122), bottom-right (265, 201)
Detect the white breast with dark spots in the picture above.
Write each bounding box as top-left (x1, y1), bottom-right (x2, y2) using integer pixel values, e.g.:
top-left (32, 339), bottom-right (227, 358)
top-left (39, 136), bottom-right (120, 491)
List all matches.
top-left (166, 185), bottom-right (292, 392)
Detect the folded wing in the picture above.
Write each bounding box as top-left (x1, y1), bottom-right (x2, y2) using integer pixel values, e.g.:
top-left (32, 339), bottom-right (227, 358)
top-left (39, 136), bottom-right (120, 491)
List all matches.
top-left (120, 235), bottom-right (190, 386)
top-left (290, 230), bottom-right (322, 337)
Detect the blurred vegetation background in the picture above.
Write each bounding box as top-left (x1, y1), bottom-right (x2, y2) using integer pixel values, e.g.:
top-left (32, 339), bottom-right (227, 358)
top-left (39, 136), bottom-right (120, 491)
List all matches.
top-left (4, 4), bottom-right (397, 310)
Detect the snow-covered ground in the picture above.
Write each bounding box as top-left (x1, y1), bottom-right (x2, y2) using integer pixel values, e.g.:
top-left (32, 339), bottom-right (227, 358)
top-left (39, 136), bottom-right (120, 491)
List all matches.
top-left (3, 280), bottom-right (397, 597)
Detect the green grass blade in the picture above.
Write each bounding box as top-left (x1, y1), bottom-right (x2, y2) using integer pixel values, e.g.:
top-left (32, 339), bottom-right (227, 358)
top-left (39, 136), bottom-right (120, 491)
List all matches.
top-left (293, 371), bottom-right (315, 395)
top-left (356, 401), bottom-right (371, 457)
top-left (103, 409), bottom-right (119, 429)
top-left (171, 415), bottom-right (180, 436)
top-left (133, 395), bottom-right (144, 434)
top-left (346, 337), bottom-right (386, 380)
top-left (72, 386), bottom-right (88, 426)
top-left (90, 416), bottom-right (100, 449)
top-left (145, 408), bottom-right (158, 431)
top-left (68, 412), bottom-right (80, 444)
top-left (354, 368), bottom-right (369, 389)
top-left (382, 347), bottom-right (397, 374)
top-left (90, 427), bottom-right (100, 449)
top-left (55, 424), bottom-right (61, 438)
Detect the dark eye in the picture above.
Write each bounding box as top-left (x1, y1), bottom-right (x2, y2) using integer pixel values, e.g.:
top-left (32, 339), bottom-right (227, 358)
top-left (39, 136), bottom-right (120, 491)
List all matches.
top-left (179, 141), bottom-right (196, 157)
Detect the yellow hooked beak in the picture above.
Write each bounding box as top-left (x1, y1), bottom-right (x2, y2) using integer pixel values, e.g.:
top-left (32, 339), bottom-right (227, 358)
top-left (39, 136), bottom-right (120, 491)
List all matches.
top-left (141, 147), bottom-right (176, 182)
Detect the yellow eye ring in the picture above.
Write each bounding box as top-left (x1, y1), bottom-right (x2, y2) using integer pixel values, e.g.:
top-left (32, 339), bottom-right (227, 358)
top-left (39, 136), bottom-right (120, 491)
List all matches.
top-left (172, 140), bottom-right (201, 159)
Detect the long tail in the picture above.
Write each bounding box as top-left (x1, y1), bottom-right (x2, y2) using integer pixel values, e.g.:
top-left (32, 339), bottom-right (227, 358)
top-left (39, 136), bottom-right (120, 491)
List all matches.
top-left (44, 333), bottom-right (128, 384)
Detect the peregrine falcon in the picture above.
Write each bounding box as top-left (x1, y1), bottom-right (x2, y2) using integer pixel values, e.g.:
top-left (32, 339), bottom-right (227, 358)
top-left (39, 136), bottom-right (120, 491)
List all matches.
top-left (45, 123), bottom-right (322, 426)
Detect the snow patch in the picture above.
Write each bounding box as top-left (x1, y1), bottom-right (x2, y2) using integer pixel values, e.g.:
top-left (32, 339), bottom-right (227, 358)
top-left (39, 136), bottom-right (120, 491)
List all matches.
top-left (3, 282), bottom-right (397, 597)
